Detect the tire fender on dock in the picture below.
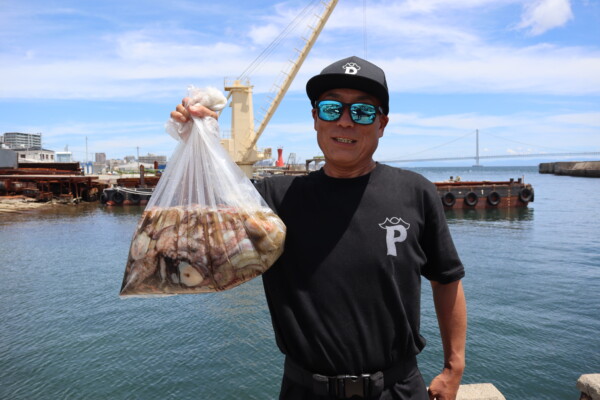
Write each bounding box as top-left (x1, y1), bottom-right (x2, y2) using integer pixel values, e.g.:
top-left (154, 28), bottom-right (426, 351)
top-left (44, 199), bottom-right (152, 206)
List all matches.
top-left (129, 193), bottom-right (141, 204)
top-left (487, 191), bottom-right (501, 206)
top-left (464, 191), bottom-right (479, 207)
top-left (518, 188), bottom-right (533, 203)
top-left (112, 191), bottom-right (125, 205)
top-left (441, 192), bottom-right (456, 207)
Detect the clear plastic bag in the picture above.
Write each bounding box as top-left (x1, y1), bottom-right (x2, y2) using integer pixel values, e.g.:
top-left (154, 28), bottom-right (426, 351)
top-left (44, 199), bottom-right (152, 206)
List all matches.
top-left (119, 86), bottom-right (285, 297)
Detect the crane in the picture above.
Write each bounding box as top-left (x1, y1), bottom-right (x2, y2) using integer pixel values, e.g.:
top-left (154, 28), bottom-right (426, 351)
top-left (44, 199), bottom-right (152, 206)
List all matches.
top-left (219, 0), bottom-right (338, 178)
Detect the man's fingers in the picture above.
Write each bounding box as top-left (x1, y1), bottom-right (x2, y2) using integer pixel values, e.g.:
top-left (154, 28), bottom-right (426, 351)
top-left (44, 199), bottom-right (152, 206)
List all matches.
top-left (171, 99), bottom-right (219, 122)
top-left (171, 104), bottom-right (190, 123)
top-left (189, 105), bottom-right (218, 120)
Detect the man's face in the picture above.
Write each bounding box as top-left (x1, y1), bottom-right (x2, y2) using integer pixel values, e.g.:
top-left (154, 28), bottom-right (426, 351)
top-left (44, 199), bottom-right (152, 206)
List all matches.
top-left (312, 88), bottom-right (388, 176)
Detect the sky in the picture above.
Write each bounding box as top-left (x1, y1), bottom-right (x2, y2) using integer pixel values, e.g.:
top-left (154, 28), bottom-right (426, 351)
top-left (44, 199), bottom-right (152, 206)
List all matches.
top-left (1, 0), bottom-right (599, 167)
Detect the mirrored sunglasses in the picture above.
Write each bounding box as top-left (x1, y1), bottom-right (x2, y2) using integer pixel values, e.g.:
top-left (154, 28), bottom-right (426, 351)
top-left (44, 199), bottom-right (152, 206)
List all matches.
top-left (316, 100), bottom-right (382, 125)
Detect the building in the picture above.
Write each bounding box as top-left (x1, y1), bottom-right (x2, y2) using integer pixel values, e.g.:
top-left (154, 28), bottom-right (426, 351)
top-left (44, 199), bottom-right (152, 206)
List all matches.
top-left (0, 149), bottom-right (18, 168)
top-left (95, 152), bottom-right (106, 164)
top-left (55, 151), bottom-right (73, 162)
top-left (3, 132), bottom-right (42, 149)
top-left (14, 147), bottom-right (56, 162)
top-left (138, 153), bottom-right (167, 165)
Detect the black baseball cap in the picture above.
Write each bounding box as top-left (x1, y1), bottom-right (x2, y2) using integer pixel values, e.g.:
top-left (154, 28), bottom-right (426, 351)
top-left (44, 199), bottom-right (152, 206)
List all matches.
top-left (306, 56), bottom-right (389, 115)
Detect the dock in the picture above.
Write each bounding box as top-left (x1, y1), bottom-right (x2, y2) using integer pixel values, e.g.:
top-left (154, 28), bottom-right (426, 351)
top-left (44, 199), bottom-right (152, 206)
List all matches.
top-left (539, 161), bottom-right (600, 177)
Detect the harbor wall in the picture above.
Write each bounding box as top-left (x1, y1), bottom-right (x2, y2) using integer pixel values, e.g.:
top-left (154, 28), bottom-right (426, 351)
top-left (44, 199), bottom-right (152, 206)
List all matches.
top-left (452, 374), bottom-right (600, 399)
top-left (539, 161), bottom-right (600, 177)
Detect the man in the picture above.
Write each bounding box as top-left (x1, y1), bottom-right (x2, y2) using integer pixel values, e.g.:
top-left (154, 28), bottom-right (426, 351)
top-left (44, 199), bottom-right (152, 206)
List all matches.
top-left (172, 56), bottom-right (466, 400)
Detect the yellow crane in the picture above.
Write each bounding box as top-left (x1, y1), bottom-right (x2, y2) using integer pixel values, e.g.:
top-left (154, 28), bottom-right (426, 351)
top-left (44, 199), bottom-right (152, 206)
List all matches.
top-left (219, 0), bottom-right (338, 178)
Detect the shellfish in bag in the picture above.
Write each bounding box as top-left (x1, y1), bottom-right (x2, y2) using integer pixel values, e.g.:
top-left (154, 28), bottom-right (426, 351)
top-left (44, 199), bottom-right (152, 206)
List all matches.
top-left (119, 87), bottom-right (286, 297)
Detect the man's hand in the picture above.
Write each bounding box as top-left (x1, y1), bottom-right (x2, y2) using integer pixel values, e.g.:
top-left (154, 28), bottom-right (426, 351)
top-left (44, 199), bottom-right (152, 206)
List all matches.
top-left (428, 366), bottom-right (463, 399)
top-left (429, 279), bottom-right (467, 400)
top-left (170, 97), bottom-right (218, 123)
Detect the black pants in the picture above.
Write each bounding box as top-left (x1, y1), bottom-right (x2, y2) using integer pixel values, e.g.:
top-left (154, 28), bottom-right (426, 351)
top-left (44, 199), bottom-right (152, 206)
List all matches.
top-left (278, 367), bottom-right (428, 400)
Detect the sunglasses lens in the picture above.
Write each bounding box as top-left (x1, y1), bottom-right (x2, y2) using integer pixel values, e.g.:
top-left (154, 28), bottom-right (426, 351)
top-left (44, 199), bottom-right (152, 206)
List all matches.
top-left (350, 103), bottom-right (377, 125)
top-left (317, 100), bottom-right (343, 121)
top-left (316, 101), bottom-right (379, 124)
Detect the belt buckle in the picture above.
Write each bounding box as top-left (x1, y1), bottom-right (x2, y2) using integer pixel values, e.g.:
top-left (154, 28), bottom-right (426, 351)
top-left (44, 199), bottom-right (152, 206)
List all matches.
top-left (333, 374), bottom-right (371, 398)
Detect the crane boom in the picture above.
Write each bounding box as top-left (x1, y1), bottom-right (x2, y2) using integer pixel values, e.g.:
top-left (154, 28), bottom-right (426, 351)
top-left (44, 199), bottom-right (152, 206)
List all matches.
top-left (241, 0), bottom-right (338, 163)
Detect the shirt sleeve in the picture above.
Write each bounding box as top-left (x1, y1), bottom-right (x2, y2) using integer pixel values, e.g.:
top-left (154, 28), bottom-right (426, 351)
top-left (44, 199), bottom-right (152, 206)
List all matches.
top-left (420, 182), bottom-right (465, 283)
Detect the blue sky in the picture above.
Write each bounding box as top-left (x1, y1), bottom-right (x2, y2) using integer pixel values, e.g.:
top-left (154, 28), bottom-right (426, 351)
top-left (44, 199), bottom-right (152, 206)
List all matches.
top-left (1, 0), bottom-right (599, 166)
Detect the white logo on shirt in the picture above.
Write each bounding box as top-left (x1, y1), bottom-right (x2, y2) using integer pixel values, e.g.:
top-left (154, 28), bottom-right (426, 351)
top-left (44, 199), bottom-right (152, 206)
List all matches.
top-left (343, 62), bottom-right (360, 75)
top-left (379, 217), bottom-right (410, 256)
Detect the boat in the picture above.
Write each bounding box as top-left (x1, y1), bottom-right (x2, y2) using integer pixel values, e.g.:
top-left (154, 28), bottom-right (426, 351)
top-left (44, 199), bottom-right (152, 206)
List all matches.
top-left (100, 186), bottom-right (154, 206)
top-left (436, 177), bottom-right (534, 209)
top-left (100, 166), bottom-right (158, 206)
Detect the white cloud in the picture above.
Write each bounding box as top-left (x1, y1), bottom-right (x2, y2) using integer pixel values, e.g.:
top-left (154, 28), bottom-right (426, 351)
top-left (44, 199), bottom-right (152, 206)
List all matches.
top-left (516, 0), bottom-right (574, 36)
top-left (248, 24), bottom-right (281, 46)
top-left (3, 0), bottom-right (595, 100)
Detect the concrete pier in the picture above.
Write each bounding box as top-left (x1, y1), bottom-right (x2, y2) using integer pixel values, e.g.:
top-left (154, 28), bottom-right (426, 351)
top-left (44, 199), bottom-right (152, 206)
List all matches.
top-left (539, 161), bottom-right (600, 177)
top-left (577, 374), bottom-right (600, 400)
top-left (456, 383), bottom-right (505, 400)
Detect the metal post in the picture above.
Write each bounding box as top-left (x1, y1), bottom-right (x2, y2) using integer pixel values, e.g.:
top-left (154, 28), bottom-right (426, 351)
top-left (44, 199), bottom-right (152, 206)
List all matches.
top-left (475, 129), bottom-right (480, 167)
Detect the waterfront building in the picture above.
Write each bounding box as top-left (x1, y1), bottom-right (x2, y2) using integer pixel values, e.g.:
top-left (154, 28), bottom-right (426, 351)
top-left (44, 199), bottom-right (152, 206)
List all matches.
top-left (3, 132), bottom-right (42, 149)
top-left (55, 151), bottom-right (73, 162)
top-left (138, 153), bottom-right (167, 165)
top-left (95, 153), bottom-right (106, 164)
top-left (14, 147), bottom-right (55, 162)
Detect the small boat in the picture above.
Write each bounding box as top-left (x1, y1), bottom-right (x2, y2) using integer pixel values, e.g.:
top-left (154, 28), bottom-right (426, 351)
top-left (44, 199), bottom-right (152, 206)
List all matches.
top-left (435, 177), bottom-right (534, 209)
top-left (100, 186), bottom-right (154, 206)
top-left (100, 165), bottom-right (158, 206)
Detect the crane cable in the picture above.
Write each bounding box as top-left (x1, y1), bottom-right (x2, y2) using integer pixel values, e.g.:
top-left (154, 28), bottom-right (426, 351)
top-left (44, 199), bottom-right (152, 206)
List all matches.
top-left (219, 0), bottom-right (322, 117)
top-left (238, 0), bottom-right (322, 81)
top-left (363, 0), bottom-right (368, 59)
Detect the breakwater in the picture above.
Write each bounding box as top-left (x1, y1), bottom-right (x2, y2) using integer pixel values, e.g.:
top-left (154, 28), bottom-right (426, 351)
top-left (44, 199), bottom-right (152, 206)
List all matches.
top-left (539, 161), bottom-right (600, 177)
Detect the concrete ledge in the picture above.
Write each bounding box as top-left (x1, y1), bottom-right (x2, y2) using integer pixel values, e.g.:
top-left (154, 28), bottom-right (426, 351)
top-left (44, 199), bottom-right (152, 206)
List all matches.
top-left (539, 161), bottom-right (600, 177)
top-left (457, 383), bottom-right (506, 400)
top-left (577, 374), bottom-right (600, 400)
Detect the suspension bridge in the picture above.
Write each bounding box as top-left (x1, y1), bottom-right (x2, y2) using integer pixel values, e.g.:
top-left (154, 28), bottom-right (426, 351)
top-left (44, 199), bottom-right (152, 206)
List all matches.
top-left (381, 130), bottom-right (600, 165)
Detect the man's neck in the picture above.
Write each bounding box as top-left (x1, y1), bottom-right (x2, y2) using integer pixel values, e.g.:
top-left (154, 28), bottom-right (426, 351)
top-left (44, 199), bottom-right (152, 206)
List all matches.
top-left (322, 160), bottom-right (377, 178)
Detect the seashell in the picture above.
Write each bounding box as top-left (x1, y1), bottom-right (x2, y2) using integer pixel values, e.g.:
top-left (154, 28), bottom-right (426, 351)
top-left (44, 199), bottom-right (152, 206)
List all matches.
top-left (130, 231), bottom-right (153, 261)
top-left (120, 204), bottom-right (285, 296)
top-left (178, 261), bottom-right (204, 287)
top-left (121, 257), bottom-right (158, 295)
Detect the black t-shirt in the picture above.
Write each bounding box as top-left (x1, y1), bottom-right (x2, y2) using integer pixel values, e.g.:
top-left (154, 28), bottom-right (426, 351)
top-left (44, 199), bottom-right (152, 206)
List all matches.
top-left (255, 163), bottom-right (464, 376)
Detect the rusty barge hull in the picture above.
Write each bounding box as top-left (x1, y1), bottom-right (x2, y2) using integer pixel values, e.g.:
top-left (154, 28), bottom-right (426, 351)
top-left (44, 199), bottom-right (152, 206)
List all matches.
top-left (435, 179), bottom-right (534, 209)
top-left (0, 163), bottom-right (106, 202)
top-left (0, 174), bottom-right (105, 202)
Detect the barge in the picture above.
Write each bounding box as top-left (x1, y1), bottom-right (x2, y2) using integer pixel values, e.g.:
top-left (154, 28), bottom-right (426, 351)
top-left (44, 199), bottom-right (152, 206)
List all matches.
top-left (100, 186), bottom-right (153, 206)
top-left (435, 177), bottom-right (534, 209)
top-left (100, 166), bottom-right (159, 206)
top-left (0, 162), bottom-right (103, 203)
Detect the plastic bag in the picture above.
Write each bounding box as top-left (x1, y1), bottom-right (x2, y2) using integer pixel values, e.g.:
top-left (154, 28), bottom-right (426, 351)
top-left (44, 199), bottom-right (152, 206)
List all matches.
top-left (119, 86), bottom-right (286, 297)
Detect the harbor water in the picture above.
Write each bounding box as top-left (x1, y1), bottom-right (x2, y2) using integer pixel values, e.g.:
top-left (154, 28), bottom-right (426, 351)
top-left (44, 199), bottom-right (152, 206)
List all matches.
top-left (1, 166), bottom-right (598, 399)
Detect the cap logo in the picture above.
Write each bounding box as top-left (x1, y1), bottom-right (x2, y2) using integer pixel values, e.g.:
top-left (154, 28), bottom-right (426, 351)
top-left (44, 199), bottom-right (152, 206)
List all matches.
top-left (342, 62), bottom-right (360, 75)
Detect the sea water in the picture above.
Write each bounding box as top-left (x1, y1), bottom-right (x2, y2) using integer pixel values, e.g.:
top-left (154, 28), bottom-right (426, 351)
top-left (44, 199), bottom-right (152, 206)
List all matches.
top-left (1, 166), bottom-right (598, 399)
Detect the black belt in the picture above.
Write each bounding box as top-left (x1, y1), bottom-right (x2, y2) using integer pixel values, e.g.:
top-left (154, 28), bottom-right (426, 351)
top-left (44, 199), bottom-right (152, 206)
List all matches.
top-left (283, 356), bottom-right (417, 399)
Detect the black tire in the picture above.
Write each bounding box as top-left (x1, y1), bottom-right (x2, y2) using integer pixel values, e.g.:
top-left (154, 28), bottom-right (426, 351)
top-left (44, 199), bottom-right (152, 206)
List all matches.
top-left (112, 191), bottom-right (125, 205)
top-left (100, 193), bottom-right (108, 204)
top-left (130, 193), bottom-right (141, 204)
top-left (518, 188), bottom-right (533, 203)
top-left (441, 192), bottom-right (456, 207)
top-left (487, 191), bottom-right (501, 206)
top-left (464, 191), bottom-right (479, 207)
